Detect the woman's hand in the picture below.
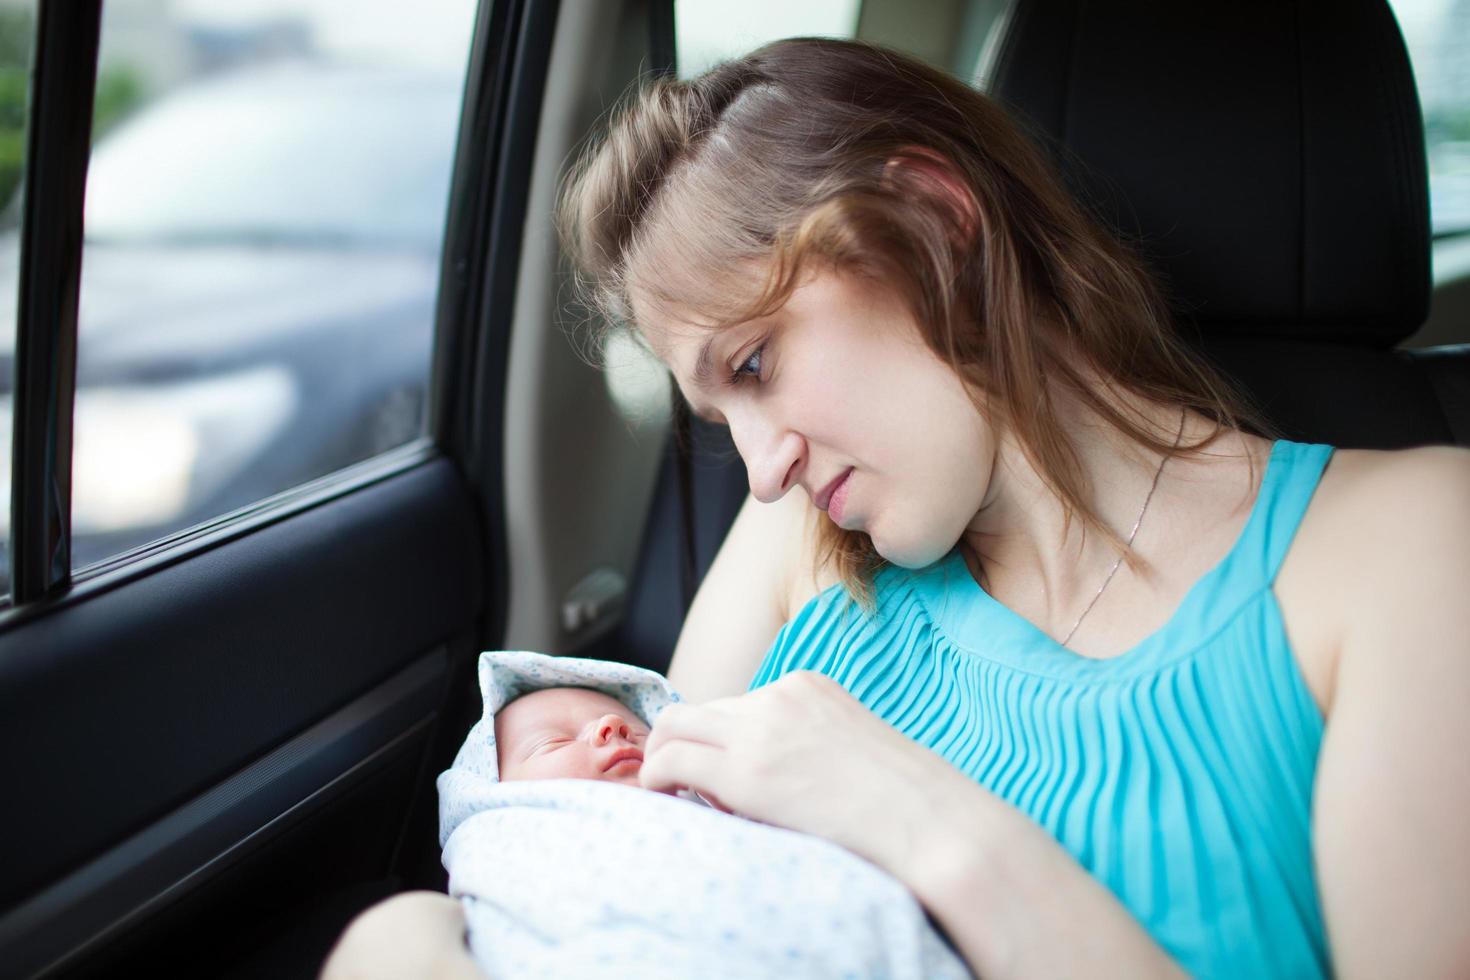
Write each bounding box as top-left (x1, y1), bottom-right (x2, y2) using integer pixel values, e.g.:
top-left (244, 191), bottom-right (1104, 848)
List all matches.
top-left (640, 670), bottom-right (972, 877)
top-left (641, 671), bottom-right (1188, 979)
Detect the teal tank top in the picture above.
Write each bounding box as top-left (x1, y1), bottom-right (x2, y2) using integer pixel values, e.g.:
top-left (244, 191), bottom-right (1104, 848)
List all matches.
top-left (751, 439), bottom-right (1334, 979)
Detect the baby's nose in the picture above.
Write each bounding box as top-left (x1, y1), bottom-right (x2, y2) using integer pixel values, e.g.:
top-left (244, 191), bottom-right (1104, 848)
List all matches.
top-left (592, 713), bottom-right (632, 745)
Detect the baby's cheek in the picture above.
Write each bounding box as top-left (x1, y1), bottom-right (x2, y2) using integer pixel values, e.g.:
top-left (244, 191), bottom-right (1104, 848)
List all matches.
top-left (530, 749), bottom-right (601, 782)
top-left (497, 750), bottom-right (550, 782)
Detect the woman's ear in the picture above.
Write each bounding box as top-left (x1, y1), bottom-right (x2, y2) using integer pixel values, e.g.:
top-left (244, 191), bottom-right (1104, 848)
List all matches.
top-left (881, 147), bottom-right (981, 244)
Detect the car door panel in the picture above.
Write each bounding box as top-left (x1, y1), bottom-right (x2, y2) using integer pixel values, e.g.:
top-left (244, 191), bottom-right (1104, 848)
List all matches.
top-left (3, 654), bottom-right (442, 977)
top-left (0, 0), bottom-right (514, 973)
top-left (0, 457), bottom-right (484, 975)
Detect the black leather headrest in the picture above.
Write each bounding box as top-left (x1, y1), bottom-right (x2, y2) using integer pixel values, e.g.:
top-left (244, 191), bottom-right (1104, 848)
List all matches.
top-left (989, 0), bottom-right (1430, 347)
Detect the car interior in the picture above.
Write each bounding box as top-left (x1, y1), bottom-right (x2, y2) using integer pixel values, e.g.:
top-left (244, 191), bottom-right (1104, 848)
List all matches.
top-left (0, 0), bottom-right (1465, 977)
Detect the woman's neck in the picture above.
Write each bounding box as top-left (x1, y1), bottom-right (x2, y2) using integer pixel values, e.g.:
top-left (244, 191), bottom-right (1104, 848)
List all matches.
top-left (960, 389), bottom-right (1258, 634)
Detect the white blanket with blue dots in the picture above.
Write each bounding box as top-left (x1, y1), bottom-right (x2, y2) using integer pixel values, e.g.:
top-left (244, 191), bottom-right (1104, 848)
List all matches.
top-left (438, 651), bottom-right (971, 980)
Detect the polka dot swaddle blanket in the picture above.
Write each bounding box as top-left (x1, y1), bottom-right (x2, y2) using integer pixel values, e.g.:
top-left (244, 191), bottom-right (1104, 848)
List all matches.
top-left (438, 651), bottom-right (970, 980)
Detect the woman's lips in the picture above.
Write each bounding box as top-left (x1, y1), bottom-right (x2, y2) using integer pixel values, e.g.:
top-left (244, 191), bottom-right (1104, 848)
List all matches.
top-left (827, 470), bottom-right (853, 525)
top-left (814, 468), bottom-right (853, 515)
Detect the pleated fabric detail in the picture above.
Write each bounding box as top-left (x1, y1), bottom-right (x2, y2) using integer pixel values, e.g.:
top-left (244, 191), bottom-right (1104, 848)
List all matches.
top-left (751, 440), bottom-right (1334, 979)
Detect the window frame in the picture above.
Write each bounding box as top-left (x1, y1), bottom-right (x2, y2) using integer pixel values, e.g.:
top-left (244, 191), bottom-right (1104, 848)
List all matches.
top-left (0, 0), bottom-right (510, 626)
top-left (7, 0), bottom-right (97, 605)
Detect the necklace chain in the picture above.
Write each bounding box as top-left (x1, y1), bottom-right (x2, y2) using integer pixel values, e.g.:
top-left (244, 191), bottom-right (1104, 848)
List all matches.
top-left (1059, 411), bottom-right (1187, 647)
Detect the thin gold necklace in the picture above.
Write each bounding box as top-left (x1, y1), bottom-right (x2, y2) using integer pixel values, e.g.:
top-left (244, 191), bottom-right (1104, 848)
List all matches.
top-left (1059, 410), bottom-right (1187, 647)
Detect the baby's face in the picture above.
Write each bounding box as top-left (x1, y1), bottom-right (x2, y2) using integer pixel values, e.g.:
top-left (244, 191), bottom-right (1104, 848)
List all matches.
top-left (495, 687), bottom-right (651, 786)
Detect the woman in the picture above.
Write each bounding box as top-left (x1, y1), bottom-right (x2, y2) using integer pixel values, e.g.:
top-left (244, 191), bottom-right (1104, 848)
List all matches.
top-left (326, 37), bottom-right (1469, 979)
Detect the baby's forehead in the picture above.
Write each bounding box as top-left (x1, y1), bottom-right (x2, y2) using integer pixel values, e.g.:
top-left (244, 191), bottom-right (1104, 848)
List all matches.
top-left (498, 687), bottom-right (637, 730)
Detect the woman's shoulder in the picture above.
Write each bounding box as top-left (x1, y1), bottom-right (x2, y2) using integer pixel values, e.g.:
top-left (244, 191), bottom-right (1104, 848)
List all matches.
top-left (1306, 444), bottom-right (1470, 536)
top-left (1276, 443), bottom-right (1470, 713)
top-left (1322, 444), bottom-right (1470, 586)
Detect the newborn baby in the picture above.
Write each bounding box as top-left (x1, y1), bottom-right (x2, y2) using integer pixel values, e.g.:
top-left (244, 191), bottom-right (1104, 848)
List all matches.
top-left (438, 651), bottom-right (969, 980)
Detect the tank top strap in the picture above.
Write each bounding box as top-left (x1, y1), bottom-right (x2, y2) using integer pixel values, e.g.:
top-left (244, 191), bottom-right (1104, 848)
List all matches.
top-left (1234, 440), bottom-right (1335, 586)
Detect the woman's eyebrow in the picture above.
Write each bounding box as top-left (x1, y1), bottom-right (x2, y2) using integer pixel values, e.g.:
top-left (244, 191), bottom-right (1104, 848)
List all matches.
top-left (691, 337), bottom-right (718, 388)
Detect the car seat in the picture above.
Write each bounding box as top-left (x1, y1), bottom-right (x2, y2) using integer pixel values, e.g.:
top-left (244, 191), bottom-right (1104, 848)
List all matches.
top-left (988, 0), bottom-right (1470, 448)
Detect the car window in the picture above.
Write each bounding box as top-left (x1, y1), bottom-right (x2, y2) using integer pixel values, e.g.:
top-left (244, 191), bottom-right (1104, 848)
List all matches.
top-left (22, 0), bottom-right (475, 577)
top-left (675, 0), bottom-right (1011, 83)
top-left (676, 0), bottom-right (860, 78)
top-left (0, 2), bottom-right (33, 602)
top-left (1390, 0), bottom-right (1470, 238)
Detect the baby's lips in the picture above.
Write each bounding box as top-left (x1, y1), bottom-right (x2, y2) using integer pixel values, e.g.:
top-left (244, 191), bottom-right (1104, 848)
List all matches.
top-left (601, 747), bottom-right (644, 773)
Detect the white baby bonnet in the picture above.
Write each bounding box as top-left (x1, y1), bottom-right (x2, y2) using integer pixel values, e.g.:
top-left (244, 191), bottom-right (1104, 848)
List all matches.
top-left (438, 652), bottom-right (685, 828)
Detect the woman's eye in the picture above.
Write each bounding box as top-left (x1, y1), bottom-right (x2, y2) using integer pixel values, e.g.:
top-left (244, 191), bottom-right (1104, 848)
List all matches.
top-left (726, 344), bottom-right (764, 386)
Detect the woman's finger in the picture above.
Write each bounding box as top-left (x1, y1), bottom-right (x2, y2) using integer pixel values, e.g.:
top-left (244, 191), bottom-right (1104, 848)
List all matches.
top-left (646, 701), bottom-right (734, 754)
top-left (692, 788), bottom-right (736, 815)
top-left (638, 736), bottom-right (730, 797)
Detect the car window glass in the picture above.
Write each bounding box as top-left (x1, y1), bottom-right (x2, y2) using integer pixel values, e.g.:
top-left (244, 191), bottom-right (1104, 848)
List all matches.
top-left (1391, 0), bottom-right (1470, 237)
top-left (0, 2), bottom-right (34, 602)
top-left (675, 0), bottom-right (860, 79)
top-left (67, 0), bottom-right (474, 575)
top-left (675, 0), bottom-right (1011, 84)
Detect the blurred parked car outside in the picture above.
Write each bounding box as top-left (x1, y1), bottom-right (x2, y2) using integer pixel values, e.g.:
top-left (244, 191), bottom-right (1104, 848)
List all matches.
top-left (0, 61), bottom-right (460, 590)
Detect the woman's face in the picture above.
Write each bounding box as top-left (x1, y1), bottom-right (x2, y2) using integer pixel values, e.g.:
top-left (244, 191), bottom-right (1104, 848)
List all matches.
top-left (639, 267), bottom-right (995, 568)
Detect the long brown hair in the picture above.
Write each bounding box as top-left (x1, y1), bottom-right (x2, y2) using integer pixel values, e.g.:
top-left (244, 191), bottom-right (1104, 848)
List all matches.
top-left (558, 37), bottom-right (1259, 611)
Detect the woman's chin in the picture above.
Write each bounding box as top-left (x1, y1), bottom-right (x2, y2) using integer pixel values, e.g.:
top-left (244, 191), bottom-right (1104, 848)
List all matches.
top-left (869, 529), bottom-right (952, 570)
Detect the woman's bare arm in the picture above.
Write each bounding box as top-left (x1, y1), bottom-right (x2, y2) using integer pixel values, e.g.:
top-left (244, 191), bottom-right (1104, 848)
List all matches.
top-left (912, 769), bottom-right (1187, 978)
top-left (667, 489), bottom-right (820, 703)
top-left (1308, 447), bottom-right (1470, 977)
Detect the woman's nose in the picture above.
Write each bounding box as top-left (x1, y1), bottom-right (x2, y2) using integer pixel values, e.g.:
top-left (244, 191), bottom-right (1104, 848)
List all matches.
top-left (729, 411), bottom-right (803, 504)
top-left (591, 714), bottom-right (632, 745)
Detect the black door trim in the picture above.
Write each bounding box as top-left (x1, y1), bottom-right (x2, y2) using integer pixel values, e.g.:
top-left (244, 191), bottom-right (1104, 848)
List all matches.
top-left (8, 0), bottom-right (102, 603)
top-left (461, 0), bottom-right (559, 652)
top-left (0, 647), bottom-right (446, 979)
